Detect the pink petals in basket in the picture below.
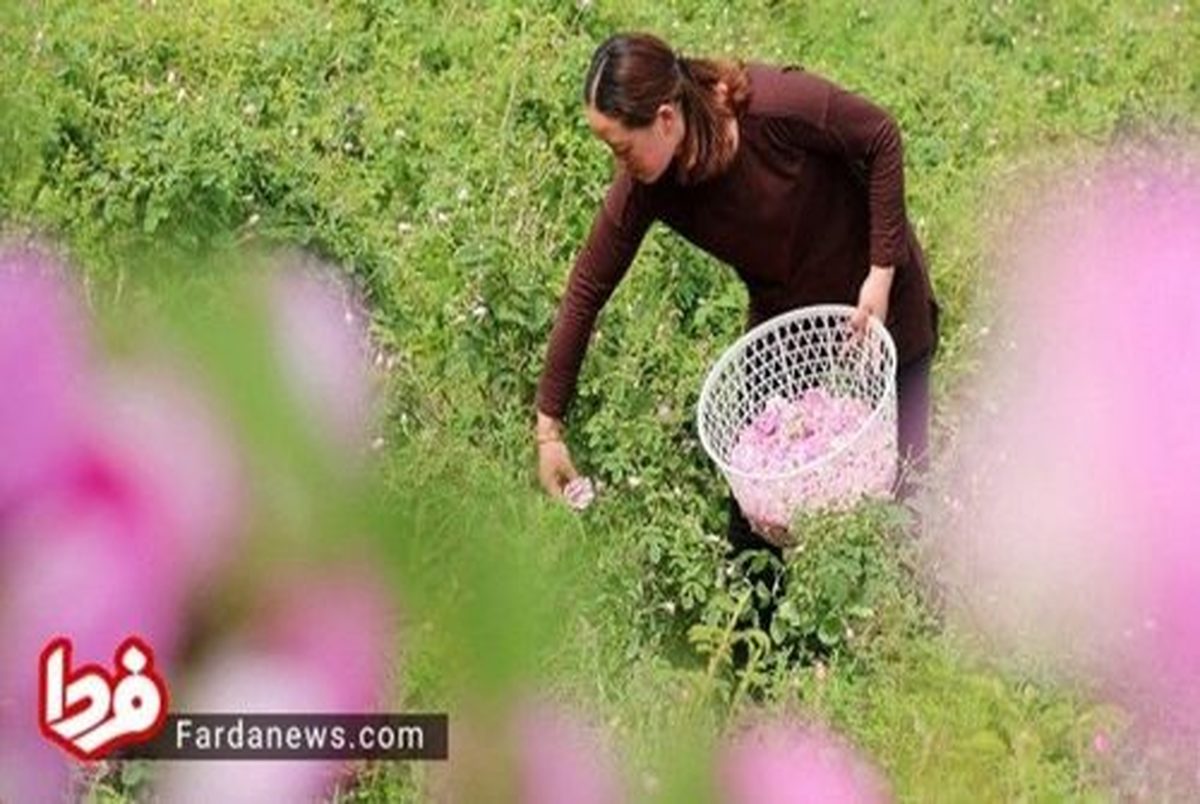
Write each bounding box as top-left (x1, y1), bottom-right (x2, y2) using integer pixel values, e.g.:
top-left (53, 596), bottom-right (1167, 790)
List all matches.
top-left (730, 390), bottom-right (874, 477)
top-left (727, 387), bottom-right (894, 536)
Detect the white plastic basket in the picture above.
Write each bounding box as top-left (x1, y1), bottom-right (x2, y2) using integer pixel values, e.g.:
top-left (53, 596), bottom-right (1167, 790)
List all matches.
top-left (696, 305), bottom-right (898, 544)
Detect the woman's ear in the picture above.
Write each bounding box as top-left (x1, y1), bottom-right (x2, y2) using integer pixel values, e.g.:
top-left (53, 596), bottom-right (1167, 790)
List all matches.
top-left (655, 102), bottom-right (679, 133)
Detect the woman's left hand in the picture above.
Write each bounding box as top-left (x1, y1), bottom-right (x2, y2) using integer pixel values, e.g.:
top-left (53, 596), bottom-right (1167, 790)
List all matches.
top-left (850, 265), bottom-right (894, 335)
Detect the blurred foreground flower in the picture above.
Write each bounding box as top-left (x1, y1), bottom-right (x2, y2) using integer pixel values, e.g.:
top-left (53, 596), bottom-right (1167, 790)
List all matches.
top-left (430, 699), bottom-right (626, 804)
top-left (933, 151), bottom-right (1200, 757)
top-left (718, 718), bottom-right (892, 804)
top-left (0, 247), bottom-right (86, 521)
top-left (0, 243), bottom-right (393, 803)
top-left (0, 248), bottom-right (192, 802)
top-left (267, 260), bottom-right (376, 459)
top-left (514, 702), bottom-right (626, 804)
top-left (155, 573), bottom-right (395, 803)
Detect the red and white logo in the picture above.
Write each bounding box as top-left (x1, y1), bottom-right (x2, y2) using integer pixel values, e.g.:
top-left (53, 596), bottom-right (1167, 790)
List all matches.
top-left (39, 636), bottom-right (169, 760)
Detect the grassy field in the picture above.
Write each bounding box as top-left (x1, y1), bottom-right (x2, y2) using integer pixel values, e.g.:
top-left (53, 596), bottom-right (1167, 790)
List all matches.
top-left (2, 1), bottom-right (1197, 801)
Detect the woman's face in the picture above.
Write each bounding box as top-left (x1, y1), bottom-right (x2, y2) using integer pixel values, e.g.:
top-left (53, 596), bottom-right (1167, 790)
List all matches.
top-left (585, 103), bottom-right (683, 184)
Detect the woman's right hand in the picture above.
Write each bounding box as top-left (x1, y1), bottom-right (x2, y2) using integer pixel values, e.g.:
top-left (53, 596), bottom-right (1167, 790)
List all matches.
top-left (535, 411), bottom-right (579, 498)
top-left (537, 438), bottom-right (580, 498)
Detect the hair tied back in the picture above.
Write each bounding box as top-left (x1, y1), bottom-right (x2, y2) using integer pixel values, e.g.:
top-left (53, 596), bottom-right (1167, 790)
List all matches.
top-left (675, 51), bottom-right (693, 82)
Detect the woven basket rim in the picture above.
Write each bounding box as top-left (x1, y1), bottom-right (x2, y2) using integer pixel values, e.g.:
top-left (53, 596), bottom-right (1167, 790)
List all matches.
top-left (695, 304), bottom-right (897, 483)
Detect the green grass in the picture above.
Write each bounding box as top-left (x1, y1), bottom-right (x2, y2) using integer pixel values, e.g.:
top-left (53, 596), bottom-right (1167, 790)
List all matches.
top-left (5, 0), bottom-right (1197, 801)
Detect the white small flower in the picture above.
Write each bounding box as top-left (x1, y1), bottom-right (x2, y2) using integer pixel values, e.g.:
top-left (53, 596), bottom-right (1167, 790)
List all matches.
top-left (397, 221), bottom-right (413, 234)
top-left (242, 102), bottom-right (257, 117)
top-left (470, 304), bottom-right (487, 320)
top-left (627, 475), bottom-right (641, 488)
top-left (371, 436), bottom-right (385, 451)
top-left (456, 187), bottom-right (469, 202)
top-left (246, 213), bottom-right (260, 227)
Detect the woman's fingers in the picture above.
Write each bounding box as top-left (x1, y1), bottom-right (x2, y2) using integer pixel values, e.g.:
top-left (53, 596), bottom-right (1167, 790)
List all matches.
top-left (537, 448), bottom-right (565, 497)
top-left (560, 450), bottom-right (579, 483)
top-left (850, 305), bottom-right (869, 332)
top-left (537, 441), bottom-right (578, 497)
top-left (847, 304), bottom-right (871, 348)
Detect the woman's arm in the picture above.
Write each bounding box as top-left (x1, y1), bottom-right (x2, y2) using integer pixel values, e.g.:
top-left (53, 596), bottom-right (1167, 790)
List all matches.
top-left (534, 170), bottom-right (654, 423)
top-left (534, 171), bottom-right (653, 498)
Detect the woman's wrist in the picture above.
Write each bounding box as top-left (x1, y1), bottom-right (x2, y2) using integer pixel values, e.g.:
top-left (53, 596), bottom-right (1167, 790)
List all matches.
top-left (535, 410), bottom-right (564, 443)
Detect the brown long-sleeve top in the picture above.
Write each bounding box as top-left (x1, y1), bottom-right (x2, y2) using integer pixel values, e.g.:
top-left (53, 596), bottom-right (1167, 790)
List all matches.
top-left (536, 63), bottom-right (939, 419)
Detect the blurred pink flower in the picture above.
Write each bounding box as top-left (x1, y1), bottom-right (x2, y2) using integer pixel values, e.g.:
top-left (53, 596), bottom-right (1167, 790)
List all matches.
top-left (0, 440), bottom-right (186, 804)
top-left (937, 153), bottom-right (1200, 738)
top-left (513, 702), bottom-right (626, 804)
top-left (0, 246), bottom-right (86, 526)
top-left (0, 718), bottom-right (68, 804)
top-left (718, 719), bottom-right (892, 804)
top-left (0, 246), bottom-right (245, 801)
top-left (90, 365), bottom-right (244, 587)
top-left (252, 572), bottom-right (397, 713)
top-left (153, 652), bottom-right (342, 804)
top-left (267, 263), bottom-right (374, 457)
top-left (155, 572), bottom-right (395, 804)
top-left (429, 700), bottom-right (625, 804)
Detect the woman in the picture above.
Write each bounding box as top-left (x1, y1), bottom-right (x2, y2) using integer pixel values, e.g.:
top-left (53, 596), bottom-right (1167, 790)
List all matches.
top-left (534, 33), bottom-right (939, 559)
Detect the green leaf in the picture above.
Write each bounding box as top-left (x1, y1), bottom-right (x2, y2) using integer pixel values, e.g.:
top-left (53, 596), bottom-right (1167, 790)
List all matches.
top-left (817, 616), bottom-right (843, 647)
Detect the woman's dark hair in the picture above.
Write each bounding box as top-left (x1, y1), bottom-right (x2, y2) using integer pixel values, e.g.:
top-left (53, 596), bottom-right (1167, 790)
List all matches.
top-left (584, 33), bottom-right (750, 184)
